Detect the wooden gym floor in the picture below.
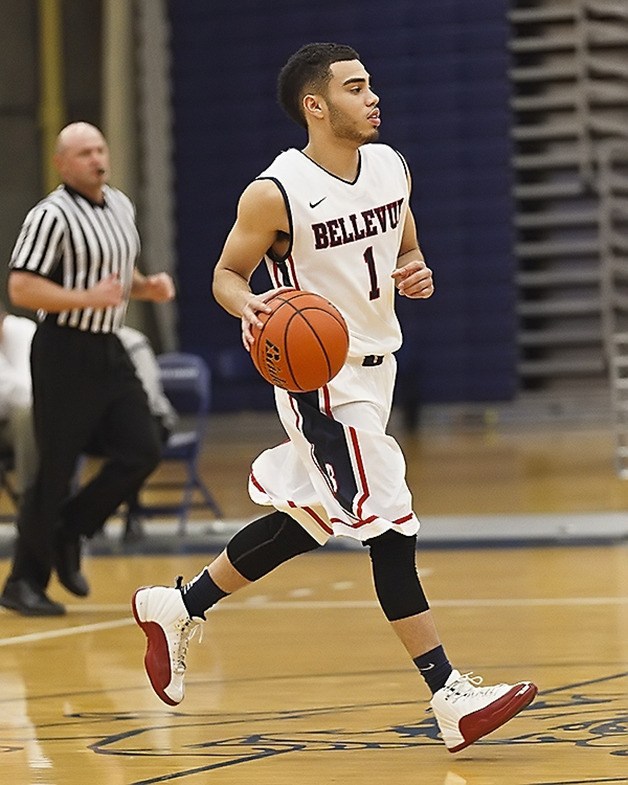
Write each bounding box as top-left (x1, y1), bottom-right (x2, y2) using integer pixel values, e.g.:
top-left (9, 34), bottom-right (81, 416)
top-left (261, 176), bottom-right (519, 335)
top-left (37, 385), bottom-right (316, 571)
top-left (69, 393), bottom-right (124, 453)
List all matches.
top-left (0, 410), bottom-right (626, 785)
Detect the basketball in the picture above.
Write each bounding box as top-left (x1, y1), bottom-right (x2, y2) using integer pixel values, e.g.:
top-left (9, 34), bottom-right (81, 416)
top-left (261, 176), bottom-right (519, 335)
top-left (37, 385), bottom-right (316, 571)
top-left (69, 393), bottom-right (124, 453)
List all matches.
top-left (250, 289), bottom-right (349, 392)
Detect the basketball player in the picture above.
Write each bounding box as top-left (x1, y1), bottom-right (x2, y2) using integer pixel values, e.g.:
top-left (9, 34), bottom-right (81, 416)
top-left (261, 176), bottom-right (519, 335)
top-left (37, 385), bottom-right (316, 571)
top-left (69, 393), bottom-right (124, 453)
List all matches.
top-left (133, 43), bottom-right (537, 753)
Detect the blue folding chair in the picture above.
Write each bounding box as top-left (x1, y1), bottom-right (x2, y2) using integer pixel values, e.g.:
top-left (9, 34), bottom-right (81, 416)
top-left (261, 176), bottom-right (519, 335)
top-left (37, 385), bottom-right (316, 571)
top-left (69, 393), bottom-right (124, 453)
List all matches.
top-left (138, 352), bottom-right (223, 534)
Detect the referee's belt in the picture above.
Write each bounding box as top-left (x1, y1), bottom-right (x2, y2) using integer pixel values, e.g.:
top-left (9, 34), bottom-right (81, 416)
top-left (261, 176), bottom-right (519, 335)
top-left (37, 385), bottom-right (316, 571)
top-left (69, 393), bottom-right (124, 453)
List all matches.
top-left (362, 354), bottom-right (384, 367)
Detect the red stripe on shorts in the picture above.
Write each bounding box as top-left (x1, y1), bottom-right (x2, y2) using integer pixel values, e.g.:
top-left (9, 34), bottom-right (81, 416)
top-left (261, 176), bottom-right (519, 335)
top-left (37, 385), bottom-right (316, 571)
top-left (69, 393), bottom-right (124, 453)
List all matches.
top-left (321, 384), bottom-right (334, 418)
top-left (287, 500), bottom-right (333, 535)
top-left (249, 471), bottom-right (265, 494)
top-left (347, 425), bottom-right (370, 519)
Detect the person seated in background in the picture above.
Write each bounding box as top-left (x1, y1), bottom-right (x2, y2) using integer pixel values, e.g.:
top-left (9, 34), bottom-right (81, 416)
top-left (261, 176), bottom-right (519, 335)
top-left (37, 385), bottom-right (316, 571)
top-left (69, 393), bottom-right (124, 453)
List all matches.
top-left (118, 325), bottom-right (177, 441)
top-left (0, 309), bottom-right (37, 500)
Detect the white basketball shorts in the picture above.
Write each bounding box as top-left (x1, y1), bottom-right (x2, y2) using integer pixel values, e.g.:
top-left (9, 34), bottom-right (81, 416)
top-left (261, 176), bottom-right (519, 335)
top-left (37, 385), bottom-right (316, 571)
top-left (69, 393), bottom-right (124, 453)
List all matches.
top-left (248, 354), bottom-right (420, 544)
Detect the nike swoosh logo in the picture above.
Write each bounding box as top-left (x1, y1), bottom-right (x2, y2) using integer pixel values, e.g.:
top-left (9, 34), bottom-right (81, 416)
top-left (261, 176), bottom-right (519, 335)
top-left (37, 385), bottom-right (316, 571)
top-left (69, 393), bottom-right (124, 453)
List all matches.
top-left (309, 197), bottom-right (327, 208)
top-left (419, 663), bottom-right (435, 671)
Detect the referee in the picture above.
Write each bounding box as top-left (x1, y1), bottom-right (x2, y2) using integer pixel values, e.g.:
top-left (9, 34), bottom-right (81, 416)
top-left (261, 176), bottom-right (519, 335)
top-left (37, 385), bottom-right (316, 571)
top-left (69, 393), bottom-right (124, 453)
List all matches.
top-left (0, 122), bottom-right (175, 616)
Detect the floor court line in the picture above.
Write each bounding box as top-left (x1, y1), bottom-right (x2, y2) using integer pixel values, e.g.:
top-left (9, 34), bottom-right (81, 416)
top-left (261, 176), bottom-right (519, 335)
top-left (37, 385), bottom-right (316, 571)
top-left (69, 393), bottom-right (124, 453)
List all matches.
top-left (0, 595), bottom-right (626, 648)
top-left (0, 617), bottom-right (133, 647)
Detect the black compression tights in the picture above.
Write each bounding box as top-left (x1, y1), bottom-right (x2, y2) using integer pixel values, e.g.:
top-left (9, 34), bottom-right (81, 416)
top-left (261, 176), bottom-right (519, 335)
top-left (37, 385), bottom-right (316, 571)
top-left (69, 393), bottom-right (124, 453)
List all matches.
top-left (226, 511), bottom-right (321, 581)
top-left (225, 513), bottom-right (429, 624)
top-left (366, 529), bottom-right (430, 622)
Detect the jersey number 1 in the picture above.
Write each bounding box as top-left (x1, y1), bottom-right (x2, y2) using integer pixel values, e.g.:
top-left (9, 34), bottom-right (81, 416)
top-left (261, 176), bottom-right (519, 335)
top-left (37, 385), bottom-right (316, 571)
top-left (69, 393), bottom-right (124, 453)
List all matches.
top-left (363, 246), bottom-right (380, 301)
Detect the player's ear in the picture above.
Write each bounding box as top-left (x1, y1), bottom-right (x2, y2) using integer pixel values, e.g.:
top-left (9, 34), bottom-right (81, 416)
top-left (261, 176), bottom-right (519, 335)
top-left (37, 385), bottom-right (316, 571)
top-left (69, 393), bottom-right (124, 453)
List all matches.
top-left (303, 94), bottom-right (324, 120)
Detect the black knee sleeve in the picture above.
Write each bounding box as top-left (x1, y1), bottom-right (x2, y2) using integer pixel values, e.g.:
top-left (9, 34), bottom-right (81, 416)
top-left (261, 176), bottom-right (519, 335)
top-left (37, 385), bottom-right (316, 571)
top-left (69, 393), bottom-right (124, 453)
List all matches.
top-left (366, 529), bottom-right (430, 621)
top-left (226, 511), bottom-right (321, 581)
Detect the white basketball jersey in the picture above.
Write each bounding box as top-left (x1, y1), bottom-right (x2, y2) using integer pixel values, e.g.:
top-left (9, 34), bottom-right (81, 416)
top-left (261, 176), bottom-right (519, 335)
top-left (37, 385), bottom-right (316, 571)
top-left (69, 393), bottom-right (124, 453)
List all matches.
top-left (257, 144), bottom-right (409, 358)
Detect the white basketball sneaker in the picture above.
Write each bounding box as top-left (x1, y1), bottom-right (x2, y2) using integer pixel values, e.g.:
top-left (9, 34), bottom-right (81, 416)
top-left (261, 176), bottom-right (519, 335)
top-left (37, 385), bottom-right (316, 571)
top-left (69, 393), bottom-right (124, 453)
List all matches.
top-left (430, 669), bottom-right (538, 752)
top-left (132, 583), bottom-right (204, 706)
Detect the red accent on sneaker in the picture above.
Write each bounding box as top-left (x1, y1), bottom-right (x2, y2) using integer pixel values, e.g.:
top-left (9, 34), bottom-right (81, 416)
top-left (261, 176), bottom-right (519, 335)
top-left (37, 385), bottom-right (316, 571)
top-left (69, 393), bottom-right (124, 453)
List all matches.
top-left (131, 590), bottom-right (178, 706)
top-left (451, 682), bottom-right (538, 753)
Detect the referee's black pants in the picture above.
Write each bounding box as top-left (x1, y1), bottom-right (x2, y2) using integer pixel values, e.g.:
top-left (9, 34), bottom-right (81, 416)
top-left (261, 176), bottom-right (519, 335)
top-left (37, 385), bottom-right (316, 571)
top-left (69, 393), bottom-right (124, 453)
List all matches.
top-left (8, 322), bottom-right (162, 590)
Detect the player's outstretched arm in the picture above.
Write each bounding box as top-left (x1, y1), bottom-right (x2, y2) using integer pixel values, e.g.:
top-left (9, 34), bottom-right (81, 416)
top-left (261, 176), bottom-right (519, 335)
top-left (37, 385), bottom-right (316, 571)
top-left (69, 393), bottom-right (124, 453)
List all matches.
top-left (213, 179), bottom-right (290, 348)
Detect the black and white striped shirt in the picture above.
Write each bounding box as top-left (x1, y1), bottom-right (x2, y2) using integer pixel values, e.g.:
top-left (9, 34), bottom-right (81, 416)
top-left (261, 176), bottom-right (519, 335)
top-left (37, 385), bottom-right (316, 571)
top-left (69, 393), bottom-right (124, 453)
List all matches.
top-left (9, 184), bottom-right (141, 333)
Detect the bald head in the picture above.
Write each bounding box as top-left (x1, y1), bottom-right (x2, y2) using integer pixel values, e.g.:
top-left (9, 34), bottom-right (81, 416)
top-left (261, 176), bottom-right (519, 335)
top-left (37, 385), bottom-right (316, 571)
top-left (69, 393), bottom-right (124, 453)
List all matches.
top-left (53, 122), bottom-right (110, 202)
top-left (55, 122), bottom-right (105, 156)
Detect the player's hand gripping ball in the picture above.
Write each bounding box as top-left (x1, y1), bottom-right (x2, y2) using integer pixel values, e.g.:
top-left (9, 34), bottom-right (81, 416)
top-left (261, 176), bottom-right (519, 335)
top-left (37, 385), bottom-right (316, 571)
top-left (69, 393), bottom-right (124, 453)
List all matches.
top-left (250, 289), bottom-right (349, 392)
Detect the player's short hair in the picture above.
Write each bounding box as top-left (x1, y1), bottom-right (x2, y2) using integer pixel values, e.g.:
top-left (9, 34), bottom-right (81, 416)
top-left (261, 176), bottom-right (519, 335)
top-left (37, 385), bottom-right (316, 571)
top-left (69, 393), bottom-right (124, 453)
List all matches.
top-left (277, 42), bottom-right (360, 128)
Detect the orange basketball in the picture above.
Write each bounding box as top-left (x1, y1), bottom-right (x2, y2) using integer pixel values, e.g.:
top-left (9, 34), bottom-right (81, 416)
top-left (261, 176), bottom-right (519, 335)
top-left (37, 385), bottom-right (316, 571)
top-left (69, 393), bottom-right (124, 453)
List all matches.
top-left (250, 289), bottom-right (349, 392)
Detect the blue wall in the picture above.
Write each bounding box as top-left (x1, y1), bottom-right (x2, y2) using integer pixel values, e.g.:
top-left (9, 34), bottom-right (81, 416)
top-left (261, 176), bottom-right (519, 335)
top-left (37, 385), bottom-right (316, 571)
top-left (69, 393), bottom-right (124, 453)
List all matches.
top-left (168, 0), bottom-right (517, 411)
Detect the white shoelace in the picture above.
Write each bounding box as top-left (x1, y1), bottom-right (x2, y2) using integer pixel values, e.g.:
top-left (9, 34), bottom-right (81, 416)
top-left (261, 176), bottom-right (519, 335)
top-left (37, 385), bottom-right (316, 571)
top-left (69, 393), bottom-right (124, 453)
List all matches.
top-left (456, 672), bottom-right (484, 688)
top-left (174, 618), bottom-right (202, 674)
top-left (446, 671), bottom-right (510, 703)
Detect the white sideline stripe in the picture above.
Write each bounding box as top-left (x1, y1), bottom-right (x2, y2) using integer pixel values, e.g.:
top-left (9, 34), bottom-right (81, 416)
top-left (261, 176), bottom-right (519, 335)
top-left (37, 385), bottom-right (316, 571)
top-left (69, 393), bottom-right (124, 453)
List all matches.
top-left (0, 595), bottom-right (626, 647)
top-left (0, 618), bottom-right (132, 647)
top-left (3, 510), bottom-right (624, 548)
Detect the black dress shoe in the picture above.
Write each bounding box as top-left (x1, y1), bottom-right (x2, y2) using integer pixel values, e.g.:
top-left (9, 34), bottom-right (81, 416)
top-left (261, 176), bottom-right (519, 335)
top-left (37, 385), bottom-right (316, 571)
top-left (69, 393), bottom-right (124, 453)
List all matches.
top-left (0, 579), bottom-right (66, 616)
top-left (55, 534), bottom-right (90, 597)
